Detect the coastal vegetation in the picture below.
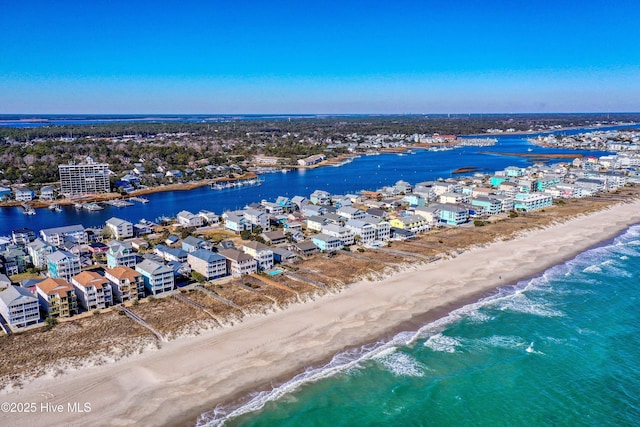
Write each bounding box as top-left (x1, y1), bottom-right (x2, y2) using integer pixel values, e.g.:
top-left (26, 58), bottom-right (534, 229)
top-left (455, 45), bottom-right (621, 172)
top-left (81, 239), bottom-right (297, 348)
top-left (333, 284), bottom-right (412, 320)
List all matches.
top-left (2, 114), bottom-right (638, 186)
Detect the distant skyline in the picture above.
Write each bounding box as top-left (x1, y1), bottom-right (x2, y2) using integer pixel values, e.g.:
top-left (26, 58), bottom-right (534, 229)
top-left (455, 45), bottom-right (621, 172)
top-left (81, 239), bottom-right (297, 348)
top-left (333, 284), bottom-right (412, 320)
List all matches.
top-left (2, 1), bottom-right (639, 114)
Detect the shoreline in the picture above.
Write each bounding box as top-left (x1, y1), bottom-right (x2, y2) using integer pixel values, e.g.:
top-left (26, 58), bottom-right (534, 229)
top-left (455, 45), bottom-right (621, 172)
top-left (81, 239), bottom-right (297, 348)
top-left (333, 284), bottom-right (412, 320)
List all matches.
top-left (3, 198), bottom-right (640, 427)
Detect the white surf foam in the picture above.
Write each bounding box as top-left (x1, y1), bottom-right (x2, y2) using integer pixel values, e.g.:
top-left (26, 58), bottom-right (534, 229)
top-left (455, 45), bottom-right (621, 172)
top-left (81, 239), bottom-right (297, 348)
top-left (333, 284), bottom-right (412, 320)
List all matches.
top-left (424, 333), bottom-right (461, 353)
top-left (377, 352), bottom-right (427, 377)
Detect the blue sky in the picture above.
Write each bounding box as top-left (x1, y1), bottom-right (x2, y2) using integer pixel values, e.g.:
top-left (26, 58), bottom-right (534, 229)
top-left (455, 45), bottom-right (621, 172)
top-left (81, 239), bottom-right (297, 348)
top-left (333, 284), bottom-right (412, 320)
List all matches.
top-left (1, 0), bottom-right (639, 114)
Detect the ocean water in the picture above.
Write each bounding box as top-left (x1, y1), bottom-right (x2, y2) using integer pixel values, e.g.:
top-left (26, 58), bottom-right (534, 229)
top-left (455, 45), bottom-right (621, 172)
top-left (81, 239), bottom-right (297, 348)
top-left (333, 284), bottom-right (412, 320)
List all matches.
top-left (198, 224), bottom-right (640, 426)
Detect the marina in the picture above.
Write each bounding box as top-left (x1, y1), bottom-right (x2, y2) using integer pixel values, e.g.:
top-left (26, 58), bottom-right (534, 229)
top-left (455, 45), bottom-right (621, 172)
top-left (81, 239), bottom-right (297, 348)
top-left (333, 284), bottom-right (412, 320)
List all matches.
top-left (210, 178), bottom-right (264, 190)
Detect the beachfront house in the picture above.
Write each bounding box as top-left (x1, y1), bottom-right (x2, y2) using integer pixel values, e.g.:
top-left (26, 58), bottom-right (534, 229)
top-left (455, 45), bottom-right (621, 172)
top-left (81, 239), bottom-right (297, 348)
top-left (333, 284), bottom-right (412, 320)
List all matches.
top-left (272, 247), bottom-right (299, 263)
top-left (312, 234), bottom-right (344, 252)
top-left (435, 204), bottom-right (470, 226)
top-left (293, 241), bottom-right (320, 257)
top-left (242, 241), bottom-right (274, 271)
top-left (71, 271), bottom-right (113, 310)
top-left (305, 216), bottom-right (327, 232)
top-left (26, 238), bottom-right (55, 269)
top-left (0, 286), bottom-right (40, 329)
top-left (105, 266), bottom-right (145, 302)
top-left (47, 250), bottom-right (81, 282)
top-left (322, 223), bottom-right (355, 246)
top-left (135, 259), bottom-right (175, 295)
top-left (105, 217), bottom-right (134, 240)
top-left (413, 206), bottom-right (441, 227)
top-left (389, 215), bottom-right (429, 233)
top-left (106, 240), bottom-right (137, 268)
top-left (177, 210), bottom-right (204, 228)
top-left (471, 196), bottom-right (503, 217)
top-left (188, 249), bottom-right (227, 279)
top-left (219, 249), bottom-right (258, 277)
top-left (345, 219), bottom-right (377, 244)
top-left (513, 193), bottom-right (553, 212)
top-left (36, 278), bottom-right (78, 318)
top-left (40, 225), bottom-right (88, 247)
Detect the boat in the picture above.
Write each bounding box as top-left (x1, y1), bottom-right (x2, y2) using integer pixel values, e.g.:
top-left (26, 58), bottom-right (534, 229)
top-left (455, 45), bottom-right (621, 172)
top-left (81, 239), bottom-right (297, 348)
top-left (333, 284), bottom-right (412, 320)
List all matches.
top-left (48, 203), bottom-right (63, 212)
top-left (527, 148), bottom-right (533, 152)
top-left (210, 178), bottom-right (264, 190)
top-left (74, 203), bottom-right (83, 209)
top-left (82, 202), bottom-right (104, 211)
top-left (21, 203), bottom-right (36, 215)
top-left (129, 197), bottom-right (149, 204)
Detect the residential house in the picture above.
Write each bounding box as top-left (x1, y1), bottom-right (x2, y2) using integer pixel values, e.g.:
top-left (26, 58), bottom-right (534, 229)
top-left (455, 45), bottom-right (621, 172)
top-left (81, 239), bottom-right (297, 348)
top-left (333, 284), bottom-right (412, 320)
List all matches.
top-left (39, 186), bottom-right (55, 200)
top-left (164, 235), bottom-right (180, 246)
top-left (106, 241), bottom-right (136, 268)
top-left (242, 241), bottom-right (274, 271)
top-left (322, 223), bottom-right (355, 246)
top-left (345, 219), bottom-right (377, 244)
top-left (435, 204), bottom-right (470, 226)
top-left (182, 236), bottom-right (205, 253)
top-left (223, 212), bottom-right (246, 234)
top-left (291, 195), bottom-right (308, 210)
top-left (12, 228), bottom-right (36, 245)
top-left (40, 225), bottom-right (88, 247)
top-left (2, 248), bottom-right (29, 275)
top-left (303, 204), bottom-right (326, 217)
top-left (390, 227), bottom-right (416, 240)
top-left (71, 271), bottom-right (113, 310)
top-left (47, 250), bottom-right (81, 282)
top-left (105, 266), bottom-right (145, 302)
top-left (154, 245), bottom-right (188, 263)
top-left (15, 188), bottom-right (35, 201)
top-left (262, 202), bottom-right (284, 216)
top-left (272, 247), bottom-right (298, 263)
top-left (439, 192), bottom-right (469, 205)
top-left (26, 238), bottom-right (55, 269)
top-left (244, 208), bottom-right (269, 231)
top-left (261, 230), bottom-right (287, 245)
top-left (337, 206), bottom-right (365, 221)
top-left (136, 259), bottom-right (175, 295)
top-left (293, 241), bottom-right (319, 257)
top-left (413, 206), bottom-right (440, 226)
top-left (513, 193), bottom-right (553, 212)
top-left (312, 234), bottom-right (344, 252)
top-left (219, 249), bottom-right (258, 277)
top-left (177, 210), bottom-right (204, 227)
top-left (36, 278), bottom-right (78, 318)
top-left (306, 216), bottom-right (327, 232)
top-left (471, 196), bottom-right (502, 217)
top-left (198, 210), bottom-right (219, 224)
top-left (0, 286), bottom-right (40, 329)
top-left (309, 190), bottom-right (331, 205)
top-left (187, 249), bottom-right (228, 279)
top-left (389, 215), bottom-right (429, 233)
top-left (105, 217), bottom-right (134, 240)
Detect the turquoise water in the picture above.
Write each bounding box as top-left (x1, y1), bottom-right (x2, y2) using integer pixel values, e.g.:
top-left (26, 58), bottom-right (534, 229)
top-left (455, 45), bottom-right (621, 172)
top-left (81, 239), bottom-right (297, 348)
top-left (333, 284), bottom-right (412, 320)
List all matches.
top-left (198, 224), bottom-right (640, 426)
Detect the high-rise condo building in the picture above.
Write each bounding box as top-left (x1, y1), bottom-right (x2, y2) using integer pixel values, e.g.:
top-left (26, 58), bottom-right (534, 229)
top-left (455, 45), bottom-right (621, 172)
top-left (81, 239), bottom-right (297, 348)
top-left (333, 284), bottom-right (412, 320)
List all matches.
top-left (58, 156), bottom-right (110, 196)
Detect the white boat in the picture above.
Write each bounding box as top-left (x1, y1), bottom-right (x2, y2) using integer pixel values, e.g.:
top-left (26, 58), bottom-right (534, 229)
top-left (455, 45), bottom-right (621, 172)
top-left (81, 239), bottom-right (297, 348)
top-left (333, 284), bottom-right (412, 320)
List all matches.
top-left (82, 202), bottom-right (104, 211)
top-left (49, 203), bottom-right (63, 212)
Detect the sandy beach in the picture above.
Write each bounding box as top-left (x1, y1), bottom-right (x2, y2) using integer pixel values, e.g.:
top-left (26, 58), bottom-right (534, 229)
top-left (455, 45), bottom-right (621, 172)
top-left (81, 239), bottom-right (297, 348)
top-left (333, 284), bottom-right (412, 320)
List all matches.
top-left (3, 199), bottom-right (640, 426)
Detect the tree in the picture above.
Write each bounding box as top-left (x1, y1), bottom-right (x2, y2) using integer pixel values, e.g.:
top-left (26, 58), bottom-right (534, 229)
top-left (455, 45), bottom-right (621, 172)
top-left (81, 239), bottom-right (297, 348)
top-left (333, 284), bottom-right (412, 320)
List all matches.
top-left (192, 271), bottom-right (207, 283)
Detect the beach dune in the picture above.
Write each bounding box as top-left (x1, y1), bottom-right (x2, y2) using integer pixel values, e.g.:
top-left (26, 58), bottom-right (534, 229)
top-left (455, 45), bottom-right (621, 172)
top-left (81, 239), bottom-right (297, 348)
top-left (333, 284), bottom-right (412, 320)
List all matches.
top-left (3, 199), bottom-right (640, 427)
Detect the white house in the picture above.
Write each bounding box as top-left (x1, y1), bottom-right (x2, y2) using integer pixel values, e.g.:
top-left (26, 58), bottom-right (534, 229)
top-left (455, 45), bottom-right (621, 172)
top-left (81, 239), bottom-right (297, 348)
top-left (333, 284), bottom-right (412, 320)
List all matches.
top-left (345, 219), bottom-right (376, 244)
top-left (177, 210), bottom-right (204, 227)
top-left (105, 217), bottom-right (133, 240)
top-left (322, 223), bottom-right (355, 246)
top-left (242, 241), bottom-right (274, 271)
top-left (71, 271), bottom-right (113, 310)
top-left (219, 249), bottom-right (258, 277)
top-left (0, 286), bottom-right (40, 329)
top-left (187, 249), bottom-right (228, 280)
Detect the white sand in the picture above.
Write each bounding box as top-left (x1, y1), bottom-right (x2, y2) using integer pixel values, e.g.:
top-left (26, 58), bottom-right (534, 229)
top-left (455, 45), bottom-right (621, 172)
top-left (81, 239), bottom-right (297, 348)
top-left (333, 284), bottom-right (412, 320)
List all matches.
top-left (3, 200), bottom-right (640, 426)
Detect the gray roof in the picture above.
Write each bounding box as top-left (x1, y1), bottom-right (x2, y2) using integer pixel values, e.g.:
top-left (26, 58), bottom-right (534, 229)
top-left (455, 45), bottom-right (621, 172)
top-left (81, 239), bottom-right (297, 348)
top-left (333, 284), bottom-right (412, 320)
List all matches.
top-left (182, 236), bottom-right (204, 247)
top-left (188, 249), bottom-right (225, 263)
top-left (135, 259), bottom-right (172, 275)
top-left (243, 241), bottom-right (270, 251)
top-left (106, 217), bottom-right (132, 227)
top-left (313, 233), bottom-right (342, 243)
top-left (46, 250), bottom-right (78, 262)
top-left (41, 224), bottom-right (85, 236)
top-left (219, 249), bottom-right (254, 262)
top-left (0, 285), bottom-right (38, 307)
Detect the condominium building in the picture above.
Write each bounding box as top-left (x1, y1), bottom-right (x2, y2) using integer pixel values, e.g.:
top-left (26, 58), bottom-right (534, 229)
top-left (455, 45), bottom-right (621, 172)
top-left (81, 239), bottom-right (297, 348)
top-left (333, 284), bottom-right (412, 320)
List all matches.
top-left (104, 266), bottom-right (145, 302)
top-left (36, 278), bottom-right (78, 318)
top-left (105, 217), bottom-right (133, 240)
top-left (187, 249), bottom-right (227, 280)
top-left (135, 259), bottom-right (174, 295)
top-left (58, 156), bottom-right (110, 196)
top-left (0, 286), bottom-right (40, 329)
top-left (71, 271), bottom-right (113, 310)
top-left (47, 250), bottom-right (81, 282)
